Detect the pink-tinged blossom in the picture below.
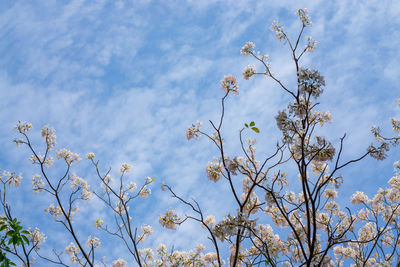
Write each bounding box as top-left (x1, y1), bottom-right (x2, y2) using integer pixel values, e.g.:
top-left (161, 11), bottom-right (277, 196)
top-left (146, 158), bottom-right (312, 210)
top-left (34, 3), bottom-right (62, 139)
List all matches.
top-left (242, 192), bottom-right (261, 214)
top-left (65, 243), bottom-right (79, 263)
top-left (0, 170), bottom-right (22, 187)
top-left (382, 232), bottom-right (394, 247)
top-left (115, 200), bottom-right (128, 215)
top-left (296, 8), bottom-right (312, 26)
top-left (388, 174), bottom-right (400, 190)
top-left (112, 258), bottom-right (127, 267)
top-left (86, 236), bottom-right (101, 248)
top-left (146, 176), bottom-right (154, 184)
top-left (139, 248), bottom-right (154, 261)
top-left (224, 156), bottom-right (239, 175)
top-left (14, 121), bottom-right (33, 133)
top-left (28, 153), bottom-right (54, 168)
top-left (45, 204), bottom-right (63, 221)
top-left (206, 158), bottom-right (223, 182)
top-left (195, 244), bottom-right (205, 253)
top-left (127, 181), bottom-right (137, 192)
top-left (240, 42), bottom-right (254, 56)
top-left (202, 215), bottom-right (215, 228)
top-left (351, 191), bottom-right (369, 204)
top-left (316, 212), bottom-right (331, 229)
top-left (120, 163), bottom-right (131, 174)
top-left (56, 149), bottom-right (80, 165)
top-left (357, 209), bottom-right (370, 221)
top-left (139, 187), bottom-right (151, 198)
top-left (159, 208), bottom-right (180, 230)
top-left (221, 75), bottom-right (239, 95)
top-left (242, 65), bottom-right (256, 80)
top-left (306, 36), bottom-right (317, 52)
top-left (70, 173), bottom-right (92, 201)
top-left (138, 225), bottom-right (153, 243)
top-left (28, 228), bottom-right (46, 246)
top-left (333, 246), bottom-right (355, 260)
top-left (156, 244), bottom-right (167, 257)
top-left (41, 125), bottom-right (57, 149)
top-left (203, 252), bottom-right (218, 263)
top-left (358, 222), bottom-right (377, 242)
top-left (323, 189), bottom-right (337, 199)
top-left (186, 121), bottom-right (202, 140)
top-left (271, 21), bottom-right (285, 41)
top-left (86, 152), bottom-right (95, 160)
top-left (31, 174), bottom-right (45, 193)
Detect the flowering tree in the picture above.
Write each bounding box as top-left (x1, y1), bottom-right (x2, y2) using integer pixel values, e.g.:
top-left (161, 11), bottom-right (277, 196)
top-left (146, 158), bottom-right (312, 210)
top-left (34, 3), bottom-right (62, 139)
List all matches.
top-left (0, 169), bottom-right (45, 267)
top-left (3, 8), bottom-right (400, 267)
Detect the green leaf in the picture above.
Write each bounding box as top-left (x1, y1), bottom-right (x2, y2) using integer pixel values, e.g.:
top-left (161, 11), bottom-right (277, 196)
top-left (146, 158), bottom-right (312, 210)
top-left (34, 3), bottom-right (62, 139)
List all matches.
top-left (6, 231), bottom-right (14, 237)
top-left (251, 127), bottom-right (260, 133)
top-left (250, 121), bottom-right (255, 127)
top-left (244, 123), bottom-right (248, 128)
top-left (21, 235), bottom-right (29, 245)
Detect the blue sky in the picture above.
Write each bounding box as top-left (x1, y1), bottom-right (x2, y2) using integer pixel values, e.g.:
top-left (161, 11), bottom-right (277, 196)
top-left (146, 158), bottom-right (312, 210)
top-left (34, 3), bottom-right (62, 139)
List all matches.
top-left (0, 0), bottom-right (399, 265)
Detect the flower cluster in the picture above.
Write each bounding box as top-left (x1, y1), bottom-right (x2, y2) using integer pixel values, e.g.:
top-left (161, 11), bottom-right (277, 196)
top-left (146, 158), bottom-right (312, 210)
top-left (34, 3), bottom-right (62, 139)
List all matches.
top-left (120, 163), bottom-right (131, 174)
top-left (296, 8), bottom-right (312, 26)
top-left (271, 21), bottom-right (285, 41)
top-left (221, 75), bottom-right (239, 94)
top-left (44, 204), bottom-right (63, 221)
top-left (70, 173), bottom-right (92, 201)
top-left (41, 125), bottom-right (57, 149)
top-left (139, 243), bottom-right (221, 266)
top-left (306, 36), bottom-right (317, 52)
top-left (323, 189), bottom-right (338, 199)
top-left (202, 215), bottom-right (216, 228)
top-left (242, 65), bottom-right (256, 80)
top-left (31, 174), bottom-right (45, 193)
top-left (28, 228), bottom-right (46, 246)
top-left (223, 156), bottom-right (242, 176)
top-left (30, 153), bottom-right (54, 167)
top-left (240, 41), bottom-right (255, 56)
top-left (86, 236), bottom-right (101, 248)
top-left (115, 200), bottom-right (128, 215)
top-left (186, 120), bottom-right (202, 140)
top-left (56, 149), bottom-right (81, 165)
top-left (351, 191), bottom-right (369, 204)
top-left (139, 186), bottom-right (151, 198)
top-left (127, 181), bottom-right (137, 192)
top-left (159, 208), bottom-right (180, 230)
top-left (206, 158), bottom-right (223, 182)
top-left (112, 258), bottom-right (127, 267)
top-left (14, 121), bottom-right (32, 133)
top-left (0, 170), bottom-right (22, 187)
top-left (298, 67), bottom-right (325, 98)
top-left (65, 242), bottom-right (80, 263)
top-left (138, 225), bottom-right (153, 243)
top-left (86, 152), bottom-right (95, 160)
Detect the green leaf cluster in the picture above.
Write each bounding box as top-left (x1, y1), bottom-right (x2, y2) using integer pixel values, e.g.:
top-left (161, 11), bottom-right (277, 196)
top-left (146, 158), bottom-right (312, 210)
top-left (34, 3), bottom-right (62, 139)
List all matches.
top-left (244, 121), bottom-right (260, 133)
top-left (0, 217), bottom-right (30, 267)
